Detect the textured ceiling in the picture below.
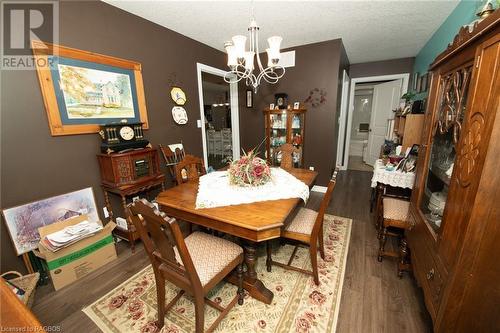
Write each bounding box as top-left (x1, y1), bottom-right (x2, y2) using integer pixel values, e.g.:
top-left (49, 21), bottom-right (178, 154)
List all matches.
top-left (104, 0), bottom-right (459, 64)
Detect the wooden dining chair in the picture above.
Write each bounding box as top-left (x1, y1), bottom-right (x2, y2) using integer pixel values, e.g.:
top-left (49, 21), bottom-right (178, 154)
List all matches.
top-left (159, 144), bottom-right (186, 184)
top-left (266, 167), bottom-right (339, 285)
top-left (174, 154), bottom-right (207, 184)
top-left (377, 197), bottom-right (412, 277)
top-left (128, 199), bottom-right (244, 333)
top-left (275, 143), bottom-right (300, 170)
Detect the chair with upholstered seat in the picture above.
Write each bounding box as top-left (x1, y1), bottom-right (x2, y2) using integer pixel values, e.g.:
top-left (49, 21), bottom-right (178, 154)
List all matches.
top-left (274, 143), bottom-right (300, 170)
top-left (128, 199), bottom-right (244, 333)
top-left (174, 154), bottom-right (206, 185)
top-left (266, 167), bottom-right (339, 285)
top-left (377, 197), bottom-right (412, 277)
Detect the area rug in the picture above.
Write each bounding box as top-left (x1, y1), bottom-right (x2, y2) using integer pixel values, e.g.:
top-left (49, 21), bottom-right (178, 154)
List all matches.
top-left (83, 215), bottom-right (352, 333)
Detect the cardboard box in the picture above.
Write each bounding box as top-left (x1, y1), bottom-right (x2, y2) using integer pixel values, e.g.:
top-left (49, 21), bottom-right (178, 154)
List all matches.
top-left (35, 215), bottom-right (117, 290)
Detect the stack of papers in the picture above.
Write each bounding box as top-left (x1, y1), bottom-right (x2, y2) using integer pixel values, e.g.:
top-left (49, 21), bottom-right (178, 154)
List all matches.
top-left (41, 220), bottom-right (103, 252)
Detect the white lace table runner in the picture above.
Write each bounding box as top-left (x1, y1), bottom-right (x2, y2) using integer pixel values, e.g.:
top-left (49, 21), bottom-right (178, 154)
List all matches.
top-left (371, 159), bottom-right (416, 189)
top-left (195, 168), bottom-right (310, 209)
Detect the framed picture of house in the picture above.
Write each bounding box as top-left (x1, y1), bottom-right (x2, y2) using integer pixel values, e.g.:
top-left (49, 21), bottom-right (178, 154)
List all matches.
top-left (32, 41), bottom-right (149, 136)
top-left (1, 187), bottom-right (99, 256)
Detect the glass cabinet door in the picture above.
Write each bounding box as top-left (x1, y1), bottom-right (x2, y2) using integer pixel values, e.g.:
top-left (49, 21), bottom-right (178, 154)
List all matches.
top-left (419, 66), bottom-right (472, 233)
top-left (420, 130), bottom-right (455, 231)
top-left (290, 112), bottom-right (305, 168)
top-left (269, 112), bottom-right (287, 166)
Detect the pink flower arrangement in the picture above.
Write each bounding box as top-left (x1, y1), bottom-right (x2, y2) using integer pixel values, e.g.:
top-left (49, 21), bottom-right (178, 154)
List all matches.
top-left (228, 148), bottom-right (271, 187)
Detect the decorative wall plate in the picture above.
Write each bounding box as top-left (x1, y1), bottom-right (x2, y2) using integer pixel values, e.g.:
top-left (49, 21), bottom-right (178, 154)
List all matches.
top-left (172, 106), bottom-right (188, 125)
top-left (170, 86), bottom-right (187, 105)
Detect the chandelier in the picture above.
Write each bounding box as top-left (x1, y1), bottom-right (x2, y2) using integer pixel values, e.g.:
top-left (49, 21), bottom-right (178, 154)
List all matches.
top-left (223, 8), bottom-right (285, 92)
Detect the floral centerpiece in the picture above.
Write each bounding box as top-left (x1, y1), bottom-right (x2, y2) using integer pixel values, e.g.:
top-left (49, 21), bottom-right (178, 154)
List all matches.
top-left (228, 147), bottom-right (271, 187)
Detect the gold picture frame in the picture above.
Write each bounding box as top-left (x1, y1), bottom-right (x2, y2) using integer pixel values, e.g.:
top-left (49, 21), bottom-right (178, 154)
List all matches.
top-left (32, 41), bottom-right (149, 136)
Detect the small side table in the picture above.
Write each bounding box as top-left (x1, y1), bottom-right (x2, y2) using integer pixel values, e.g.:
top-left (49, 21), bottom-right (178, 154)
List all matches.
top-left (102, 174), bottom-right (165, 252)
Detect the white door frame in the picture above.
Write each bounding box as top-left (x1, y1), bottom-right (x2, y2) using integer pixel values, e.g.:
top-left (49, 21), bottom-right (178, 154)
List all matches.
top-left (336, 70), bottom-right (350, 167)
top-left (339, 73), bottom-right (410, 170)
top-left (196, 63), bottom-right (240, 168)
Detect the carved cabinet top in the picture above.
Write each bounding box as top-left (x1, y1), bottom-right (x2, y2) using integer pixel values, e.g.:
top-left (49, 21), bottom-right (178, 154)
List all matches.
top-left (431, 10), bottom-right (499, 70)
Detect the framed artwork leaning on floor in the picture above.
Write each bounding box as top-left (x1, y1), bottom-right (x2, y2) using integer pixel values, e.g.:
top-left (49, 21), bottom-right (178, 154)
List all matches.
top-left (1, 187), bottom-right (99, 255)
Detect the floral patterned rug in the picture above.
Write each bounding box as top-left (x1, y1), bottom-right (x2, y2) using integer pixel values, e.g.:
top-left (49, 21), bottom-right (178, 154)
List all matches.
top-left (83, 215), bottom-right (351, 333)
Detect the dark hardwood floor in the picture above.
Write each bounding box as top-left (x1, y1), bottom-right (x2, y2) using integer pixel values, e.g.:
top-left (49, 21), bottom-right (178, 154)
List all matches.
top-left (322, 170), bottom-right (432, 333)
top-left (31, 170), bottom-right (432, 332)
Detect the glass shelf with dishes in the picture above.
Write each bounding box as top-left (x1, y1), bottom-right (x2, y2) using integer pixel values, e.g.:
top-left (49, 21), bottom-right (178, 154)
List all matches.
top-left (264, 107), bottom-right (306, 168)
top-left (420, 129), bottom-right (456, 232)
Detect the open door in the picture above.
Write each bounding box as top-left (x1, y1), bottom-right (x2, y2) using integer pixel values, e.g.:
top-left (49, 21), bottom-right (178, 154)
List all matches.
top-left (365, 79), bottom-right (401, 166)
top-left (336, 70), bottom-right (350, 168)
top-left (196, 63), bottom-right (240, 170)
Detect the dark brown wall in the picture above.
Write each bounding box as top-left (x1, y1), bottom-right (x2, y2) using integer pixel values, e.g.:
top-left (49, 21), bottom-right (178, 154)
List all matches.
top-left (240, 39), bottom-right (348, 185)
top-left (0, 1), bottom-right (225, 272)
top-left (349, 57), bottom-right (414, 78)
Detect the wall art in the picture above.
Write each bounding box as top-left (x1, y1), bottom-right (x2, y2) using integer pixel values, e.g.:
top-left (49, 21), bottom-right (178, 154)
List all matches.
top-left (32, 41), bottom-right (149, 136)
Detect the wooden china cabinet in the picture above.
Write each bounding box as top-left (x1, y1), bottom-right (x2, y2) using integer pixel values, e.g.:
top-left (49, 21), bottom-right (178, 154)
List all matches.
top-left (263, 107), bottom-right (306, 167)
top-left (407, 12), bottom-right (499, 332)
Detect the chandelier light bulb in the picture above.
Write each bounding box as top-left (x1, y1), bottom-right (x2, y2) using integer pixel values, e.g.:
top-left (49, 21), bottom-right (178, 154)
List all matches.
top-left (226, 45), bottom-right (238, 67)
top-left (267, 36), bottom-right (282, 52)
top-left (266, 48), bottom-right (280, 67)
top-left (232, 35), bottom-right (247, 59)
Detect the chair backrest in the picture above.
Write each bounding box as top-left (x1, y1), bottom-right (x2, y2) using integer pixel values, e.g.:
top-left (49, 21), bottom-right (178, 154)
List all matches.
top-left (174, 154), bottom-right (207, 184)
top-left (159, 144), bottom-right (185, 166)
top-left (159, 144), bottom-right (186, 183)
top-left (275, 143), bottom-right (300, 170)
top-left (312, 167), bottom-right (340, 236)
top-left (127, 199), bottom-right (203, 293)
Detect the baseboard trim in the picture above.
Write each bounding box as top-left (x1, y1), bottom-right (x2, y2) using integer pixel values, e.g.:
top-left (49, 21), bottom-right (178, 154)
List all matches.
top-left (311, 185), bottom-right (327, 193)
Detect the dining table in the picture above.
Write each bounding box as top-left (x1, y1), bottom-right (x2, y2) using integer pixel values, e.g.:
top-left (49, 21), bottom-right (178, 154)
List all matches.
top-left (155, 168), bottom-right (318, 304)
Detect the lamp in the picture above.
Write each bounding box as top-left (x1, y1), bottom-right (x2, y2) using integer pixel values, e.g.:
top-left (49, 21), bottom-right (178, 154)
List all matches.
top-left (223, 4), bottom-right (285, 92)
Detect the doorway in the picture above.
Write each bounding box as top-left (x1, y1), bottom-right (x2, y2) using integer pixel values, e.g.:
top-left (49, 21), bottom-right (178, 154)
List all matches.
top-left (337, 73), bottom-right (410, 170)
top-left (348, 83), bottom-right (374, 171)
top-left (196, 64), bottom-right (240, 170)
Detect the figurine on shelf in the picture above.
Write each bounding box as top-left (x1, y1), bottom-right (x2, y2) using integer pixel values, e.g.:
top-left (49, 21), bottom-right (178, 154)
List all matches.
top-left (292, 133), bottom-right (302, 146)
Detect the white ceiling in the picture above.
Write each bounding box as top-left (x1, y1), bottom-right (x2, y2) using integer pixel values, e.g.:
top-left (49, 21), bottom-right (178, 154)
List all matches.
top-left (104, 0), bottom-right (459, 64)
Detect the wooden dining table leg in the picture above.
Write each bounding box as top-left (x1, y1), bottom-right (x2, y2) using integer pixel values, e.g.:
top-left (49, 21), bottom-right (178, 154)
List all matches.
top-left (242, 241), bottom-right (274, 304)
top-left (227, 240), bottom-right (274, 304)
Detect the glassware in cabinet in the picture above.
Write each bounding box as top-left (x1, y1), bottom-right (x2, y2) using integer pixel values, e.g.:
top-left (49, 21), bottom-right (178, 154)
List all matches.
top-left (418, 65), bottom-right (472, 233)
